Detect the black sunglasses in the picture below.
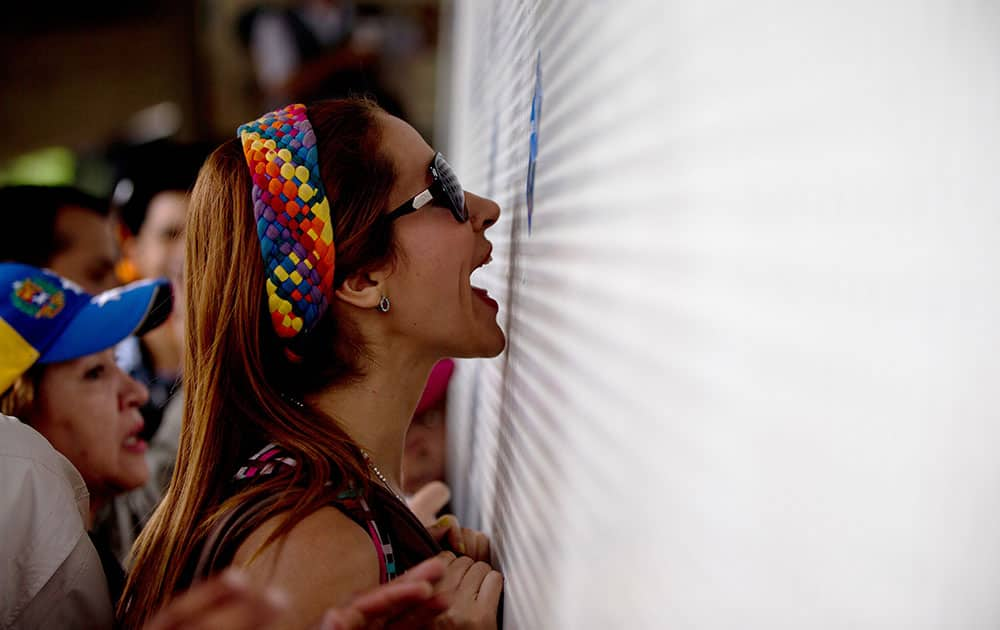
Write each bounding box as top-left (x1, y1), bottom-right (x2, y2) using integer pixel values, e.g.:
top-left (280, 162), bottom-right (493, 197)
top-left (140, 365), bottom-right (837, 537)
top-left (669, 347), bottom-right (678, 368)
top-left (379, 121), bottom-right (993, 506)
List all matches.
top-left (386, 152), bottom-right (468, 223)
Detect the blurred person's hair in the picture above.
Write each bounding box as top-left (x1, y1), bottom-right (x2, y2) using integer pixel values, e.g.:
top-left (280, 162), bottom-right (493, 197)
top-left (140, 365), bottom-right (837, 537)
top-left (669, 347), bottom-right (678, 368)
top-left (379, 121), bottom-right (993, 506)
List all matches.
top-left (0, 363), bottom-right (45, 422)
top-left (0, 185), bottom-right (109, 266)
top-left (120, 98), bottom-right (402, 625)
top-left (110, 141), bottom-right (212, 237)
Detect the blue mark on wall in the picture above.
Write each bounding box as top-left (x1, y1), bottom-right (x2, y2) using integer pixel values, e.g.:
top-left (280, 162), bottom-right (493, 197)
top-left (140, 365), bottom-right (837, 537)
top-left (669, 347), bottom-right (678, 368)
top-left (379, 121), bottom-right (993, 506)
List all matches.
top-left (526, 50), bottom-right (542, 234)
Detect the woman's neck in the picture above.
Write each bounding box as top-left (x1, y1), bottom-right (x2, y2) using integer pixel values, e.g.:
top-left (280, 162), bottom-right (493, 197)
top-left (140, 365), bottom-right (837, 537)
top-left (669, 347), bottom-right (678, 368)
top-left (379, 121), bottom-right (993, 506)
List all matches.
top-left (307, 350), bottom-right (437, 488)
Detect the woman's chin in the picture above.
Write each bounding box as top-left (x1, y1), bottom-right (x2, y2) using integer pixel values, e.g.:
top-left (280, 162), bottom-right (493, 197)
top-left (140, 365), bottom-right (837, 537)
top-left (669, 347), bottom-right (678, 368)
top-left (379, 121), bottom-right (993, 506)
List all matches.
top-left (477, 326), bottom-right (506, 358)
top-left (488, 329), bottom-right (506, 356)
top-left (445, 320), bottom-right (506, 359)
top-left (116, 465), bottom-right (151, 494)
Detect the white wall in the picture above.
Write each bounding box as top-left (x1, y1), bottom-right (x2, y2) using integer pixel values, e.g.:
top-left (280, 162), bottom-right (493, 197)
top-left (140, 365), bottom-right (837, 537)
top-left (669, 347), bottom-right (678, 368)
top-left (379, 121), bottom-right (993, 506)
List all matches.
top-left (441, 2), bottom-right (1000, 628)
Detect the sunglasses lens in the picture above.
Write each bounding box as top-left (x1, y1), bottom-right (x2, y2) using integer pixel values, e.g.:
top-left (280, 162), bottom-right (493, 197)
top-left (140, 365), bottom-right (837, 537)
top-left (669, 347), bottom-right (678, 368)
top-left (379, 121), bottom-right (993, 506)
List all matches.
top-left (434, 154), bottom-right (468, 222)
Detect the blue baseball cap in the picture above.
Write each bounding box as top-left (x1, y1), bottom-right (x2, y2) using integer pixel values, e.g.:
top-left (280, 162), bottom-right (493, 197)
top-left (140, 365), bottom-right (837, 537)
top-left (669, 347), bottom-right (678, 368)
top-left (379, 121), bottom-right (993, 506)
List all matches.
top-left (0, 263), bottom-right (173, 392)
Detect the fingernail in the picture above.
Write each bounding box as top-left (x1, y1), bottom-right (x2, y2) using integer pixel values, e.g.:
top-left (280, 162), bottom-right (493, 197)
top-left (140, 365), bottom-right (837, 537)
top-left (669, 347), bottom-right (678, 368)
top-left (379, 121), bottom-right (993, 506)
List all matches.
top-left (458, 542), bottom-right (467, 554)
top-left (435, 515), bottom-right (452, 528)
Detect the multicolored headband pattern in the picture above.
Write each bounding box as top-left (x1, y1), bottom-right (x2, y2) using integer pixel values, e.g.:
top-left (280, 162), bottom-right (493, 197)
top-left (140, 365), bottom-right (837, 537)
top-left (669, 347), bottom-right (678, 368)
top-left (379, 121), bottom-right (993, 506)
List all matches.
top-left (238, 104), bottom-right (335, 353)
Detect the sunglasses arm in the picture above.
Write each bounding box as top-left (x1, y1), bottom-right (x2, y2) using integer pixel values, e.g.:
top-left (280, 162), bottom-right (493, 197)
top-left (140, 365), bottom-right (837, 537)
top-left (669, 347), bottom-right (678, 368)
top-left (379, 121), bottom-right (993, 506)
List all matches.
top-left (412, 189), bottom-right (434, 210)
top-left (386, 187), bottom-right (436, 222)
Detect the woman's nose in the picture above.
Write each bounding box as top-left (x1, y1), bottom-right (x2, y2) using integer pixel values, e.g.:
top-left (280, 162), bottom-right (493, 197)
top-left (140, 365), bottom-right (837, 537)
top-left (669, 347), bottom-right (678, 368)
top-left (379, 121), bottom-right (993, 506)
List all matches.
top-left (120, 368), bottom-right (150, 409)
top-left (466, 192), bottom-right (501, 232)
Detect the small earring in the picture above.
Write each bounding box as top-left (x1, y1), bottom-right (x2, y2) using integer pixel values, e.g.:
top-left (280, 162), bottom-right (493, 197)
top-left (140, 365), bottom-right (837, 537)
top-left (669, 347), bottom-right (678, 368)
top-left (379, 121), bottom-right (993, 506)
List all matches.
top-left (378, 296), bottom-right (391, 313)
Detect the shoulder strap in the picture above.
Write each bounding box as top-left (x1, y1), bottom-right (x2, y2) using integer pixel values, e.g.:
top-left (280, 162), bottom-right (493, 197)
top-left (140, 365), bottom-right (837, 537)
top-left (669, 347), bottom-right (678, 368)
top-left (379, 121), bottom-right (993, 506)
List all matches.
top-left (192, 491), bottom-right (282, 581)
top-left (371, 483), bottom-right (442, 564)
top-left (334, 486), bottom-right (398, 583)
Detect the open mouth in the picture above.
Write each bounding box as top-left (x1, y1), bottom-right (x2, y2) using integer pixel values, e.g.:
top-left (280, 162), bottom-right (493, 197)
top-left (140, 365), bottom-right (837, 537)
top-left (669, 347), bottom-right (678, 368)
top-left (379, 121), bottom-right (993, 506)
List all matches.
top-left (470, 244), bottom-right (498, 309)
top-left (473, 244), bottom-right (493, 272)
top-left (123, 422), bottom-right (148, 454)
top-left (471, 286), bottom-right (498, 310)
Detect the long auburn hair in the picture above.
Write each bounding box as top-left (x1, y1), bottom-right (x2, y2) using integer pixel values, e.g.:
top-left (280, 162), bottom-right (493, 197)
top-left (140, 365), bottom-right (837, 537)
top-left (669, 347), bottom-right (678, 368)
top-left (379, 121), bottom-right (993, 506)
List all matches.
top-left (119, 99), bottom-right (398, 627)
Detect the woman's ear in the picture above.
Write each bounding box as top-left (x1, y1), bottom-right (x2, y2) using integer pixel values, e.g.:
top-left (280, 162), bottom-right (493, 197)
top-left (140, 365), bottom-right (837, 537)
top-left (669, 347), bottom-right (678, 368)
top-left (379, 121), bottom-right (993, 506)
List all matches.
top-left (334, 268), bottom-right (388, 310)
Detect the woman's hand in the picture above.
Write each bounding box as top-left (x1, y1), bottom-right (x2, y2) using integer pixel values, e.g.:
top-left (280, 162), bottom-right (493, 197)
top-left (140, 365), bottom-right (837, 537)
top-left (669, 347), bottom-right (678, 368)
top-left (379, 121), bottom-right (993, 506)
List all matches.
top-left (409, 481), bottom-right (491, 563)
top-left (408, 481), bottom-right (451, 524)
top-left (429, 552), bottom-right (503, 630)
top-left (144, 557), bottom-right (451, 630)
top-left (426, 515), bottom-right (491, 563)
top-left (317, 556), bottom-right (451, 629)
top-left (143, 569), bottom-right (286, 630)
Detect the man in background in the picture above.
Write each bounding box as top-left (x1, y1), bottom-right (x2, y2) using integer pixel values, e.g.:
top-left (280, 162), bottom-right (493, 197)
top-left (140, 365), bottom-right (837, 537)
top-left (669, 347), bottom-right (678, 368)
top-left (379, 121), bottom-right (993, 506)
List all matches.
top-left (0, 185), bottom-right (119, 293)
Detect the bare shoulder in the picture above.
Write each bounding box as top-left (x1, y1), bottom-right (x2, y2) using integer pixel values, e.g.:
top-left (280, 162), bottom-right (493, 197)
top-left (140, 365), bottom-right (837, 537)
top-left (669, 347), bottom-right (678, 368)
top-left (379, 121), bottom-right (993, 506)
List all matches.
top-left (232, 505), bottom-right (379, 629)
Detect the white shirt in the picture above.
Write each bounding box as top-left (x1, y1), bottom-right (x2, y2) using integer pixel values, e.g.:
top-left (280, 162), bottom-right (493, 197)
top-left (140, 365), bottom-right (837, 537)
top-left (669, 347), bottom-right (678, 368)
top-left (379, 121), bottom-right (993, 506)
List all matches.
top-left (0, 414), bottom-right (113, 629)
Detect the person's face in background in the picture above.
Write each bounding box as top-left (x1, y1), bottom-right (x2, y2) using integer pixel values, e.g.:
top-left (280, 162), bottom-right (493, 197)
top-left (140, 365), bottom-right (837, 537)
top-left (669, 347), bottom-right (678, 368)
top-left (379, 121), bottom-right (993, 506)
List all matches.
top-left (129, 190), bottom-right (187, 280)
top-left (120, 190), bottom-right (188, 378)
top-left (47, 206), bottom-right (119, 293)
top-left (30, 348), bottom-right (151, 510)
top-left (402, 398), bottom-right (448, 495)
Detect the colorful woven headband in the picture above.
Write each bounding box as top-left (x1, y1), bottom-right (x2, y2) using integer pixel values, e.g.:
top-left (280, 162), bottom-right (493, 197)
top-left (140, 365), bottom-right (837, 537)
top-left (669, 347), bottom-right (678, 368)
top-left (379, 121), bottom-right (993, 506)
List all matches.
top-left (238, 104), bottom-right (335, 357)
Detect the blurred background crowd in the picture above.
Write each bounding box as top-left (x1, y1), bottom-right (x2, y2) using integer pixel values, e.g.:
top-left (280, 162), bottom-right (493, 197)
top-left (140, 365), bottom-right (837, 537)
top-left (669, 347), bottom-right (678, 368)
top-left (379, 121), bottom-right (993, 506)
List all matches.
top-left (0, 0), bottom-right (443, 196)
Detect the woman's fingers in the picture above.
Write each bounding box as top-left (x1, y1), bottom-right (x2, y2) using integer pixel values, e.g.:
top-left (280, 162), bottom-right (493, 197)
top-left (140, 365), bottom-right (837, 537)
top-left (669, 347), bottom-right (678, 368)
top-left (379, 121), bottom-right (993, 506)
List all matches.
top-left (426, 515), bottom-right (460, 549)
top-left (449, 524), bottom-right (466, 555)
top-left (315, 607), bottom-right (364, 630)
top-left (350, 580), bottom-right (434, 618)
top-left (433, 554), bottom-right (475, 595)
top-left (317, 561), bottom-right (453, 630)
top-left (429, 562), bottom-right (504, 630)
top-left (186, 591), bottom-right (287, 630)
top-left (476, 571), bottom-right (504, 607)
top-left (407, 481), bottom-right (451, 526)
top-left (456, 561), bottom-right (493, 598)
top-left (144, 569), bottom-right (287, 630)
top-left (426, 514), bottom-right (471, 557)
top-left (426, 516), bottom-right (493, 562)
top-left (470, 530), bottom-right (491, 563)
top-left (144, 571), bottom-right (244, 630)
top-left (396, 556), bottom-right (446, 585)
top-left (453, 526), bottom-right (490, 561)
top-left (381, 596), bottom-right (452, 630)
top-left (319, 581), bottom-right (441, 630)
